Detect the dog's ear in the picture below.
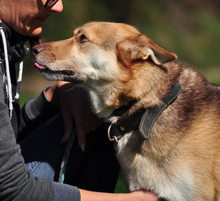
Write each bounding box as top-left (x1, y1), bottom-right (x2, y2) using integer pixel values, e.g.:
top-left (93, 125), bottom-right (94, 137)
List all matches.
top-left (117, 34), bottom-right (177, 66)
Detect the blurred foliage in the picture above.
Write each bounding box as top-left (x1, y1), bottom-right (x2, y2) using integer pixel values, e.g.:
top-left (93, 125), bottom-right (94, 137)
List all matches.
top-left (24, 0), bottom-right (220, 84)
top-left (21, 0), bottom-right (220, 193)
top-left (114, 171), bottom-right (129, 193)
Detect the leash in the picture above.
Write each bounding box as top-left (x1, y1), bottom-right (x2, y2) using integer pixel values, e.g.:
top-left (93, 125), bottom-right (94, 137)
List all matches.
top-left (58, 128), bottom-right (77, 183)
top-left (108, 80), bottom-right (181, 141)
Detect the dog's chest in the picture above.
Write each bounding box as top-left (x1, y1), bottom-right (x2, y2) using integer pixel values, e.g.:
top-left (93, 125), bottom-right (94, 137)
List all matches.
top-left (116, 133), bottom-right (195, 201)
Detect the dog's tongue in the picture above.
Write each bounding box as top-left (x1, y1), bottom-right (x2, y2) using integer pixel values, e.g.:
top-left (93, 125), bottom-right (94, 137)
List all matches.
top-left (34, 62), bottom-right (46, 70)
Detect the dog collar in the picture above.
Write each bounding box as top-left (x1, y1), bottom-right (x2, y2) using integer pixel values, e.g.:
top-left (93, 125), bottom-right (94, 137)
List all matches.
top-left (107, 80), bottom-right (181, 142)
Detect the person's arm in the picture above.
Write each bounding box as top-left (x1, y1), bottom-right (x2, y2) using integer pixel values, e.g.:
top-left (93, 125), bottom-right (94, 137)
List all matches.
top-left (79, 189), bottom-right (160, 201)
top-left (53, 182), bottom-right (160, 201)
top-left (0, 81), bottom-right (54, 201)
top-left (18, 85), bottom-right (60, 142)
top-left (45, 81), bottom-right (101, 151)
top-left (19, 80), bottom-right (100, 149)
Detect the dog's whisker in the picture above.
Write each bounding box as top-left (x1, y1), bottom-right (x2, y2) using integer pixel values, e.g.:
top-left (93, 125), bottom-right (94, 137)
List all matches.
top-left (89, 80), bottom-right (94, 90)
top-left (69, 18), bottom-right (77, 30)
top-left (80, 77), bottom-right (88, 88)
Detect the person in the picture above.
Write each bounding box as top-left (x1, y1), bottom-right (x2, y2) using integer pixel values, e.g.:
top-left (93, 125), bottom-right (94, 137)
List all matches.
top-left (0, 0), bottom-right (160, 200)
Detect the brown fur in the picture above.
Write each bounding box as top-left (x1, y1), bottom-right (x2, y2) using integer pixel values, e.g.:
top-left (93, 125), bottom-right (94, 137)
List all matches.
top-left (32, 22), bottom-right (220, 201)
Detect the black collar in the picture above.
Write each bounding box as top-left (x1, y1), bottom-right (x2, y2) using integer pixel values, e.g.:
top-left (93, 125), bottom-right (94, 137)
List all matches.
top-left (107, 80), bottom-right (181, 142)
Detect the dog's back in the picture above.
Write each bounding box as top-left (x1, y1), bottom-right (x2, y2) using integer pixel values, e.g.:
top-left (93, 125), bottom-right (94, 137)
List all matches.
top-left (117, 61), bottom-right (220, 200)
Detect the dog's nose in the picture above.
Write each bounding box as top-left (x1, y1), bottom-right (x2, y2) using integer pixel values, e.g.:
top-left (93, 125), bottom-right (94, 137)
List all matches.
top-left (32, 45), bottom-right (43, 56)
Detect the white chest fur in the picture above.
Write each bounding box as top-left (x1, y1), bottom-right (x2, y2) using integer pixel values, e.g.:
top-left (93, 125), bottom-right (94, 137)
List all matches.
top-left (116, 133), bottom-right (195, 201)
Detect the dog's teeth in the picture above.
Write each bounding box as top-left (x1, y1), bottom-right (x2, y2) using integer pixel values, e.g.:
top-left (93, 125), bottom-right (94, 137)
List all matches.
top-left (34, 62), bottom-right (46, 70)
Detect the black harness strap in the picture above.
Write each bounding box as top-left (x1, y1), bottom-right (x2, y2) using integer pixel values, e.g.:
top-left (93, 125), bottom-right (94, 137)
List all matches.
top-left (108, 81), bottom-right (181, 141)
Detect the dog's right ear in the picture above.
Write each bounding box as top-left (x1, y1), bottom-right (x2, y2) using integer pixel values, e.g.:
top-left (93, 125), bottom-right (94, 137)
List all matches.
top-left (117, 34), bottom-right (177, 66)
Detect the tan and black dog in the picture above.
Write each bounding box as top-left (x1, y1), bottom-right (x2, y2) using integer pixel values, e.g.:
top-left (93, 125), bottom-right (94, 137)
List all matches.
top-left (33, 22), bottom-right (220, 201)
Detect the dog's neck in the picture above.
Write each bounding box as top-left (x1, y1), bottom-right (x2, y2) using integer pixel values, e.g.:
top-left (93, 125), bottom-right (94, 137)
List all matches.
top-left (107, 80), bottom-right (182, 141)
top-left (86, 77), bottom-right (181, 121)
top-left (84, 63), bottom-right (181, 119)
top-left (84, 82), bottom-right (132, 118)
top-left (86, 88), bottom-right (116, 118)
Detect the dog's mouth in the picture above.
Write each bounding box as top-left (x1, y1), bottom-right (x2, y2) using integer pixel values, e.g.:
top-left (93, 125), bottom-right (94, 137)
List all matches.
top-left (34, 62), bottom-right (75, 76)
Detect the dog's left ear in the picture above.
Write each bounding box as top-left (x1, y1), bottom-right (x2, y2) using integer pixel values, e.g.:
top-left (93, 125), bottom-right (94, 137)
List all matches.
top-left (117, 34), bottom-right (177, 66)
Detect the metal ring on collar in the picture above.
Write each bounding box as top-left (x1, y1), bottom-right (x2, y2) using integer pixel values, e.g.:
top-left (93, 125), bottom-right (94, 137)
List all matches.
top-left (107, 124), bottom-right (118, 142)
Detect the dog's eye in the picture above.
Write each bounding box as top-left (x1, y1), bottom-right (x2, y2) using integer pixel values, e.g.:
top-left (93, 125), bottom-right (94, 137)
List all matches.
top-left (79, 34), bottom-right (89, 43)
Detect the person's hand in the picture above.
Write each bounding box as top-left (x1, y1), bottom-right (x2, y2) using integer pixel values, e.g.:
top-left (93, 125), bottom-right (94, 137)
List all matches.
top-left (130, 190), bottom-right (161, 201)
top-left (79, 189), bottom-right (161, 201)
top-left (45, 81), bottom-right (102, 151)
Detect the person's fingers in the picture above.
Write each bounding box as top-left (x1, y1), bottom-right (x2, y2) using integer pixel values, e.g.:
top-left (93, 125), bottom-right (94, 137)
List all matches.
top-left (75, 121), bottom-right (86, 152)
top-left (61, 111), bottom-right (74, 143)
top-left (73, 106), bottom-right (87, 151)
top-left (57, 85), bottom-right (103, 151)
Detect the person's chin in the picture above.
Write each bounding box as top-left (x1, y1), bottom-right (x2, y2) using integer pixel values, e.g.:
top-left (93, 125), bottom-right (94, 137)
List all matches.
top-left (26, 26), bottom-right (43, 37)
top-left (26, 19), bottom-right (46, 36)
top-left (30, 27), bottom-right (43, 36)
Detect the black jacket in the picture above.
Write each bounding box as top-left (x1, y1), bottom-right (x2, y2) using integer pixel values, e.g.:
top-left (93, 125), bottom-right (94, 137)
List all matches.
top-left (0, 21), bottom-right (61, 201)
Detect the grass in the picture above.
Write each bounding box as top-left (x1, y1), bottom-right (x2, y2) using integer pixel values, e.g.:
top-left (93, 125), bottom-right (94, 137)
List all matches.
top-left (114, 171), bottom-right (128, 193)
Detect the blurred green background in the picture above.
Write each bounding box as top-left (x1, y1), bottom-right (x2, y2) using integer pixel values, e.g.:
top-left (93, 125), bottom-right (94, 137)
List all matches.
top-left (20, 0), bottom-right (220, 193)
top-left (21, 0), bottom-right (220, 97)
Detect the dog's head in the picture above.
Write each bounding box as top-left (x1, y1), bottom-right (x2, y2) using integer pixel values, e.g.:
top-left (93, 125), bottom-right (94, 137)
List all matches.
top-left (33, 22), bottom-right (177, 116)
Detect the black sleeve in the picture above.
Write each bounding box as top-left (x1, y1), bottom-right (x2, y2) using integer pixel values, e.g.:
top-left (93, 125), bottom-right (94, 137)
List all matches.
top-left (18, 85), bottom-right (60, 142)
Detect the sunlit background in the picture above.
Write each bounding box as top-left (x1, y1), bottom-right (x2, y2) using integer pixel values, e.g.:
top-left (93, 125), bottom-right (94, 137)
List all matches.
top-left (20, 0), bottom-right (220, 192)
top-left (22, 0), bottom-right (220, 98)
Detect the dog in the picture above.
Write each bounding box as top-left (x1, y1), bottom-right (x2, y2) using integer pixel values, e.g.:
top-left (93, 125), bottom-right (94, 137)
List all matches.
top-left (32, 22), bottom-right (220, 201)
